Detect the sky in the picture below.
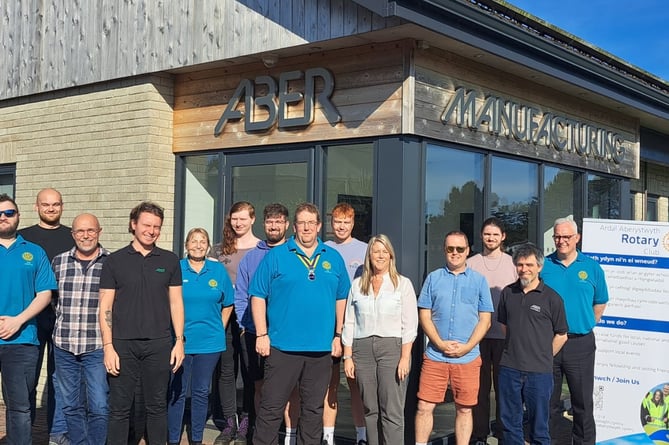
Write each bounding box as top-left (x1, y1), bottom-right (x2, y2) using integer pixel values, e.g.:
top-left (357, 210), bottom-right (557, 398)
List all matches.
top-left (506, 0), bottom-right (669, 81)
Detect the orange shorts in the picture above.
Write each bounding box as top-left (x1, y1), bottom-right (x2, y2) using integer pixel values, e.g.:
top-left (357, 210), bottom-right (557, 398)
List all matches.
top-left (417, 354), bottom-right (481, 406)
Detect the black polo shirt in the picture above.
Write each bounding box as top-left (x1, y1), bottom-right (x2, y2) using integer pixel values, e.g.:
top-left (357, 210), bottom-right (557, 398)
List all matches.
top-left (100, 243), bottom-right (182, 340)
top-left (498, 279), bottom-right (568, 373)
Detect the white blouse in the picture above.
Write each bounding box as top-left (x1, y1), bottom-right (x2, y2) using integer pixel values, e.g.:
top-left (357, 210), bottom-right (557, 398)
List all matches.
top-left (341, 273), bottom-right (418, 346)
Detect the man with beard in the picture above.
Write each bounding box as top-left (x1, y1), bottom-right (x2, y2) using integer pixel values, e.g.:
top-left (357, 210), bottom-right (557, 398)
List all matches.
top-left (497, 243), bottom-right (568, 445)
top-left (467, 217), bottom-right (517, 445)
top-left (232, 203), bottom-right (290, 444)
top-left (250, 203), bottom-right (350, 445)
top-left (0, 193), bottom-right (57, 445)
top-left (18, 188), bottom-right (74, 444)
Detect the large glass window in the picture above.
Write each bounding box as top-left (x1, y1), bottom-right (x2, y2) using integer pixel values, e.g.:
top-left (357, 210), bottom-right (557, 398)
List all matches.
top-left (182, 155), bottom-right (220, 243)
top-left (0, 164), bottom-right (15, 197)
top-left (324, 143), bottom-right (374, 241)
top-left (587, 174), bottom-right (622, 219)
top-left (231, 162), bottom-right (308, 237)
top-left (425, 146), bottom-right (484, 272)
top-left (542, 167), bottom-right (582, 254)
top-left (490, 156), bottom-right (538, 249)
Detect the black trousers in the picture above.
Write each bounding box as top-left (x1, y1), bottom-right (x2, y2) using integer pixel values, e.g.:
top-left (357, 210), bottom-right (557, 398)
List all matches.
top-left (106, 338), bottom-right (172, 445)
top-left (472, 338), bottom-right (505, 441)
top-left (253, 348), bottom-right (331, 445)
top-left (550, 332), bottom-right (596, 445)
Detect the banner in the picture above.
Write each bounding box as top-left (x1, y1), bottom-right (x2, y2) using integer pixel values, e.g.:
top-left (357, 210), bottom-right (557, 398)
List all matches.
top-left (582, 218), bottom-right (669, 445)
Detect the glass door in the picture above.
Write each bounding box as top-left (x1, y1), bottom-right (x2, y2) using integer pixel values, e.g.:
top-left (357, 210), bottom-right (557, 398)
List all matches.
top-left (224, 149), bottom-right (312, 238)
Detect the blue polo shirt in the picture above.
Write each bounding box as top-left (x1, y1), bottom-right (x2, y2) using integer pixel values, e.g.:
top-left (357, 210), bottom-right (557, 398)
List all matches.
top-left (541, 251), bottom-right (609, 334)
top-left (0, 235), bottom-right (57, 345)
top-left (181, 258), bottom-right (234, 354)
top-left (249, 236), bottom-right (350, 352)
top-left (418, 266), bottom-right (493, 364)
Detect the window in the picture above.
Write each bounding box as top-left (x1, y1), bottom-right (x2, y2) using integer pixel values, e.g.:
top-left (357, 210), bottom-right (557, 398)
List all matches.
top-left (0, 164), bottom-right (16, 197)
top-left (324, 143), bottom-right (374, 241)
top-left (490, 156), bottom-right (538, 249)
top-left (587, 174), bottom-right (622, 219)
top-left (425, 145), bottom-right (484, 272)
top-left (181, 155), bottom-right (220, 246)
top-left (543, 167), bottom-right (583, 254)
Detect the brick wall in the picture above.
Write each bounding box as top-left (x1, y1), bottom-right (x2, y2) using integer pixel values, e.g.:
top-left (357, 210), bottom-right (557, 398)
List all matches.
top-left (0, 73), bottom-right (176, 407)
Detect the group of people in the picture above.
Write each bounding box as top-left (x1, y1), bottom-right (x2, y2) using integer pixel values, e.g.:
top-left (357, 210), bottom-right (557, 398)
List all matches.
top-left (0, 188), bottom-right (609, 445)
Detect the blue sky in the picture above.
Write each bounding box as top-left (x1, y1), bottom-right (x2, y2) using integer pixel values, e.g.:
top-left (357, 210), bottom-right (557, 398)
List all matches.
top-left (506, 0), bottom-right (669, 81)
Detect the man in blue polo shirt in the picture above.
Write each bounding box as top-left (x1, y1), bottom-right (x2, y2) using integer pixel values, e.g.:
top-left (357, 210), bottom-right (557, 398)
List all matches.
top-left (0, 193), bottom-right (57, 445)
top-left (541, 216), bottom-right (608, 445)
top-left (415, 231), bottom-right (493, 445)
top-left (250, 202), bottom-right (350, 445)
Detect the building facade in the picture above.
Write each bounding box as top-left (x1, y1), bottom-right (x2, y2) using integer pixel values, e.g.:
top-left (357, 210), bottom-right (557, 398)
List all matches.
top-left (1, 0), bottom-right (668, 439)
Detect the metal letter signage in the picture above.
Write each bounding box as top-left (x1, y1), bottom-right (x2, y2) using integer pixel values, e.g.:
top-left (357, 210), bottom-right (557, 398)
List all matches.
top-left (441, 87), bottom-right (628, 164)
top-left (214, 67), bottom-right (341, 136)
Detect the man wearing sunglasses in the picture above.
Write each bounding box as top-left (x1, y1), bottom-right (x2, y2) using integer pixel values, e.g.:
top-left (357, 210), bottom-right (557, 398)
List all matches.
top-left (0, 193), bottom-right (57, 445)
top-left (415, 231), bottom-right (494, 445)
top-left (541, 216), bottom-right (609, 445)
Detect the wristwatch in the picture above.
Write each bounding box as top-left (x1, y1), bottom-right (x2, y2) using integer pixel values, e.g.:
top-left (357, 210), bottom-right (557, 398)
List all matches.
top-left (342, 355), bottom-right (353, 360)
top-left (174, 335), bottom-right (186, 343)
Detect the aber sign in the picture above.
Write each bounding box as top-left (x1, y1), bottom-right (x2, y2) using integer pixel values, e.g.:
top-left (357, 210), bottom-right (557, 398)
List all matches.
top-left (214, 67), bottom-right (341, 135)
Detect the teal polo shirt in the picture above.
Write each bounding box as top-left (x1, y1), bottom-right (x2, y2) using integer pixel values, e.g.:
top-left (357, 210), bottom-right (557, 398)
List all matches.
top-left (541, 250), bottom-right (609, 334)
top-left (249, 237), bottom-right (350, 352)
top-left (181, 258), bottom-right (234, 354)
top-left (0, 235), bottom-right (57, 345)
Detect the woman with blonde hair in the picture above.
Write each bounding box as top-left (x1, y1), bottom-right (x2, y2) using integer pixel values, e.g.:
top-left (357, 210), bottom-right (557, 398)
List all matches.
top-left (342, 234), bottom-right (418, 445)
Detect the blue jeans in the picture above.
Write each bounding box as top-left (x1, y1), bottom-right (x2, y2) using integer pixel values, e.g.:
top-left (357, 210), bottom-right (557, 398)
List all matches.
top-left (168, 352), bottom-right (220, 442)
top-left (0, 344), bottom-right (39, 445)
top-left (499, 366), bottom-right (553, 445)
top-left (54, 346), bottom-right (109, 445)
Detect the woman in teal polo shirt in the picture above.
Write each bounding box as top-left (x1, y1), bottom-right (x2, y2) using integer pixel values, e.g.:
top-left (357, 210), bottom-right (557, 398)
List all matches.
top-left (167, 228), bottom-right (234, 445)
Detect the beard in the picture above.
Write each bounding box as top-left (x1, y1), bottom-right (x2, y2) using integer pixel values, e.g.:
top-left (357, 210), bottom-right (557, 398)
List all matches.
top-left (266, 232), bottom-right (286, 244)
top-left (0, 220), bottom-right (19, 239)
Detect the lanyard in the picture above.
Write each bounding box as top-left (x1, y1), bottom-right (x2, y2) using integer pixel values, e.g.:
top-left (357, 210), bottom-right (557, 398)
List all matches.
top-left (296, 252), bottom-right (321, 281)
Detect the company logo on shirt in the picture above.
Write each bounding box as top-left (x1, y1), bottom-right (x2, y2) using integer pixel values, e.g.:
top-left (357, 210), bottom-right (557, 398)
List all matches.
top-left (322, 261), bottom-right (332, 271)
top-left (530, 304), bottom-right (541, 313)
top-left (156, 268), bottom-right (166, 273)
top-left (578, 270), bottom-right (588, 280)
top-left (208, 279), bottom-right (218, 288)
top-left (22, 252), bottom-right (34, 262)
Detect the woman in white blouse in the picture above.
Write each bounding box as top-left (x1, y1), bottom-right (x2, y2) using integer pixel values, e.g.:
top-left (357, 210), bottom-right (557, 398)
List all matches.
top-left (342, 234), bottom-right (419, 445)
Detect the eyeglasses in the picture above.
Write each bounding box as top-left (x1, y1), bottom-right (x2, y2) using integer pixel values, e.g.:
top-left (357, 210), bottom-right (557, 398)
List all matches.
top-left (552, 234), bottom-right (576, 242)
top-left (72, 228), bottom-right (100, 237)
top-left (295, 221), bottom-right (318, 228)
top-left (0, 209), bottom-right (18, 218)
top-left (445, 246), bottom-right (467, 254)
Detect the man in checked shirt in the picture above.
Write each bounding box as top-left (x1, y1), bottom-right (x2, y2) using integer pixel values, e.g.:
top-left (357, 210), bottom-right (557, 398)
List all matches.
top-left (51, 213), bottom-right (111, 445)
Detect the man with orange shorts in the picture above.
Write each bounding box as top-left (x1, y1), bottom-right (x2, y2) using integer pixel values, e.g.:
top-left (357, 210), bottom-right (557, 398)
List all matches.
top-left (415, 231), bottom-right (493, 445)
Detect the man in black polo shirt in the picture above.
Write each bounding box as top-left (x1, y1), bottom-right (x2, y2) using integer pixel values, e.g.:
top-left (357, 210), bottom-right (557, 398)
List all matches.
top-left (497, 243), bottom-right (568, 445)
top-left (99, 201), bottom-right (185, 445)
top-left (18, 187), bottom-right (74, 445)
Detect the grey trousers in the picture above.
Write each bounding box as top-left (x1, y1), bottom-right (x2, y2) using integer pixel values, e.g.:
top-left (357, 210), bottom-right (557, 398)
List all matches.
top-left (353, 336), bottom-right (407, 445)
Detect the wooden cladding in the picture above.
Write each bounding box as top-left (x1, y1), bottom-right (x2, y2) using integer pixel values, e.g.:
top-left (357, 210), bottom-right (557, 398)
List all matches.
top-left (173, 42), bottom-right (410, 152)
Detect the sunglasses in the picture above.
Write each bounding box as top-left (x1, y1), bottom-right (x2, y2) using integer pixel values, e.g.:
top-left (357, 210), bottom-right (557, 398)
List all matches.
top-left (446, 246), bottom-right (467, 254)
top-left (0, 209), bottom-right (18, 218)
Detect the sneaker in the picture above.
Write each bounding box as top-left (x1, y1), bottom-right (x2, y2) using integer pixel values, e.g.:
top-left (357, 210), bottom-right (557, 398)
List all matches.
top-left (214, 415), bottom-right (238, 445)
top-left (357, 440), bottom-right (369, 445)
top-left (49, 434), bottom-right (70, 445)
top-left (234, 413), bottom-right (249, 444)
